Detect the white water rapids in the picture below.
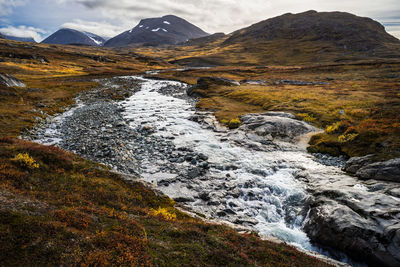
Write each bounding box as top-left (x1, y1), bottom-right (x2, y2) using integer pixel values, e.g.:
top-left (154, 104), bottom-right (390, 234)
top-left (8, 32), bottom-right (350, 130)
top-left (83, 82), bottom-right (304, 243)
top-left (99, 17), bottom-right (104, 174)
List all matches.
top-left (119, 77), bottom-right (354, 257)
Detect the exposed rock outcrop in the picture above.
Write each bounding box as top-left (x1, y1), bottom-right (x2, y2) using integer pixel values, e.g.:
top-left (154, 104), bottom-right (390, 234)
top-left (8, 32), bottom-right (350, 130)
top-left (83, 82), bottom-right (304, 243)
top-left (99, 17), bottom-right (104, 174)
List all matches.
top-left (345, 155), bottom-right (400, 183)
top-left (304, 186), bottom-right (400, 266)
top-left (239, 112), bottom-right (318, 142)
top-left (344, 154), bottom-right (375, 174)
top-left (0, 74), bottom-right (26, 87)
top-left (356, 158), bottom-right (400, 182)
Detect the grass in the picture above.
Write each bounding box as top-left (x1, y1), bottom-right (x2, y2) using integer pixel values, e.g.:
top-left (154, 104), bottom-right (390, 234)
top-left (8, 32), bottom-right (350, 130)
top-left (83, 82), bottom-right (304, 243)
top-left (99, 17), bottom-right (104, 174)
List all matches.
top-left (135, 35), bottom-right (400, 67)
top-left (0, 137), bottom-right (332, 266)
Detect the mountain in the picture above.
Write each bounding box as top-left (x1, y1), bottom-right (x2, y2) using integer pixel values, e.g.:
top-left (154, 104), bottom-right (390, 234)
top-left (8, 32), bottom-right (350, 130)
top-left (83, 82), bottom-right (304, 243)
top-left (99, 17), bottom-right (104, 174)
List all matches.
top-left (172, 11), bottom-right (400, 66)
top-left (104, 15), bottom-right (209, 47)
top-left (41, 28), bottom-right (105, 46)
top-left (0, 33), bottom-right (4, 39)
top-left (1, 34), bottom-right (36, 43)
top-left (223, 10), bottom-right (400, 54)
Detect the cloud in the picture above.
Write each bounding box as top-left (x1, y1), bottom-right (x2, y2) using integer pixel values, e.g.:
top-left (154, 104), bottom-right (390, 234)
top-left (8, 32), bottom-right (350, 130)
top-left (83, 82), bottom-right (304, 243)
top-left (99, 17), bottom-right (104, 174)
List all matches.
top-left (0, 0), bottom-right (28, 16)
top-left (2, 0), bottom-right (400, 39)
top-left (61, 19), bottom-right (127, 38)
top-left (0, 25), bottom-right (46, 41)
top-left (58, 0), bottom-right (400, 37)
top-left (383, 23), bottom-right (400, 39)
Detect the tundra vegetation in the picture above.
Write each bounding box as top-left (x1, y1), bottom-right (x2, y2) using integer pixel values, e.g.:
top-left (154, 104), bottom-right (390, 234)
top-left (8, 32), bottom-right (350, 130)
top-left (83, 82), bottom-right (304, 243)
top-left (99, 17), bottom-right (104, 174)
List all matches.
top-left (0, 39), bottom-right (334, 266)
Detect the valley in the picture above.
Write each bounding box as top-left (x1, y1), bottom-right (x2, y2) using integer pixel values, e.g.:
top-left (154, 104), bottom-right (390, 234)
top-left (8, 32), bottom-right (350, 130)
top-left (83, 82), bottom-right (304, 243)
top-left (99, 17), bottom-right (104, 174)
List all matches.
top-left (1, 9), bottom-right (400, 267)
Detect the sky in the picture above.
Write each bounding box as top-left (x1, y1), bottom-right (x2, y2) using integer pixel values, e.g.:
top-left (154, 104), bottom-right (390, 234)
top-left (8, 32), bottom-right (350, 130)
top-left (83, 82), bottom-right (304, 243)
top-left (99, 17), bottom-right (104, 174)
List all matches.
top-left (0, 0), bottom-right (399, 42)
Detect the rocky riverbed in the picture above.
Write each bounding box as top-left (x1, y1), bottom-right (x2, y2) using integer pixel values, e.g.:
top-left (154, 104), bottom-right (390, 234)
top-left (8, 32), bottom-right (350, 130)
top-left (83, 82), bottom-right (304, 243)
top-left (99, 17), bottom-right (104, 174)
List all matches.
top-left (24, 75), bottom-right (400, 267)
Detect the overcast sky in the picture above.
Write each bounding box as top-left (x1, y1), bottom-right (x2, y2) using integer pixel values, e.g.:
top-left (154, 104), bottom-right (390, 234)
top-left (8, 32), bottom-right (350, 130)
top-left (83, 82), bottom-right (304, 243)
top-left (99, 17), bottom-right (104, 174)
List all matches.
top-left (0, 0), bottom-right (399, 42)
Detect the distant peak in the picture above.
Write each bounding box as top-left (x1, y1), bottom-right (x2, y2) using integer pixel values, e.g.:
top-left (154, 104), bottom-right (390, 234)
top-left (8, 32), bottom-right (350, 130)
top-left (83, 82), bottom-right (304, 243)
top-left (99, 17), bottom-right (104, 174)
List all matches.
top-left (302, 10), bottom-right (318, 14)
top-left (162, 14), bottom-right (180, 19)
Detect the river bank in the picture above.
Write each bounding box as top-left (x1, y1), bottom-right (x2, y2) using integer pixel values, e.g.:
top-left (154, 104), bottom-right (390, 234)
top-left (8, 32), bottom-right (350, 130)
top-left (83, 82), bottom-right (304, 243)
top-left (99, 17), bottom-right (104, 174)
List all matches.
top-left (23, 75), bottom-right (400, 266)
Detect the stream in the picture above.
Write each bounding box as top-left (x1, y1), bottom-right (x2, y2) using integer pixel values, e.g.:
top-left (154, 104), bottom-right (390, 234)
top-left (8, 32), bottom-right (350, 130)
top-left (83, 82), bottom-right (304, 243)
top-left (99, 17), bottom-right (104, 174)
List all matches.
top-left (26, 75), bottom-right (400, 267)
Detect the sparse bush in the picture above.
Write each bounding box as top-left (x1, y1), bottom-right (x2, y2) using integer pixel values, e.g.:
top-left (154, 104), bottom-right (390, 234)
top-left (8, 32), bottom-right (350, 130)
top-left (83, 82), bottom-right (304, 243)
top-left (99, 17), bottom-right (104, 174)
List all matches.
top-left (228, 118), bottom-right (241, 129)
top-left (220, 119), bottom-right (229, 125)
top-left (151, 207), bottom-right (177, 221)
top-left (348, 108), bottom-right (369, 118)
top-left (325, 122), bottom-right (341, 134)
top-left (338, 133), bottom-right (359, 143)
top-left (297, 113), bottom-right (316, 123)
top-left (325, 121), bottom-right (352, 134)
top-left (11, 153), bottom-right (39, 169)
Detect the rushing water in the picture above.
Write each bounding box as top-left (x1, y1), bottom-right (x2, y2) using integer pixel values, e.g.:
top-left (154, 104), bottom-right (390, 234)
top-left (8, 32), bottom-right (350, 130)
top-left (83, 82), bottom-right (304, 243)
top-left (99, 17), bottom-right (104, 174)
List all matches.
top-left (120, 77), bottom-right (322, 251)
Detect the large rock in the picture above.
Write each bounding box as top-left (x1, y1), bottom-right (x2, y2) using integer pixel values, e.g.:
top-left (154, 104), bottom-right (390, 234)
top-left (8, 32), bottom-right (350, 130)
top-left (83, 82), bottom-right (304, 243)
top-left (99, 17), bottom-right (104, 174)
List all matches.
top-left (239, 112), bottom-right (318, 141)
top-left (356, 158), bottom-right (400, 183)
top-left (305, 196), bottom-right (400, 266)
top-left (345, 156), bottom-right (400, 183)
top-left (344, 154), bottom-right (375, 174)
top-left (0, 74), bottom-right (26, 87)
top-left (302, 169), bottom-right (400, 267)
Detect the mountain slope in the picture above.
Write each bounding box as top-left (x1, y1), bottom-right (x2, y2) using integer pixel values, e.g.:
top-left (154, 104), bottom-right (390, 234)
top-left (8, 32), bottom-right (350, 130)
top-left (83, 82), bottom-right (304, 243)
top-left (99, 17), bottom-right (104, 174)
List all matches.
top-left (182, 32), bottom-right (226, 46)
top-left (2, 34), bottom-right (36, 43)
top-left (42, 28), bottom-right (105, 46)
top-left (104, 15), bottom-right (209, 47)
top-left (224, 10), bottom-right (400, 52)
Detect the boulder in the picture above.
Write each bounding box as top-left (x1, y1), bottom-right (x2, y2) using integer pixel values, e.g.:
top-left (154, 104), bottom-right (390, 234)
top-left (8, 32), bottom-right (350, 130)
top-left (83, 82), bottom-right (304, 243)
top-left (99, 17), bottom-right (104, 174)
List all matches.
top-left (239, 112), bottom-right (318, 141)
top-left (262, 111), bottom-right (296, 119)
top-left (344, 154), bottom-right (375, 174)
top-left (0, 74), bottom-right (26, 87)
top-left (345, 156), bottom-right (400, 183)
top-left (356, 158), bottom-right (400, 183)
top-left (305, 196), bottom-right (400, 266)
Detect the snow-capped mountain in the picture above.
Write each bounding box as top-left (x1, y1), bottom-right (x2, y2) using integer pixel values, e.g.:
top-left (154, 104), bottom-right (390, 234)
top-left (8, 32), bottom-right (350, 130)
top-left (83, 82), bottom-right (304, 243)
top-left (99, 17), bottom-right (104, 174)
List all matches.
top-left (41, 28), bottom-right (105, 46)
top-left (104, 15), bottom-right (209, 47)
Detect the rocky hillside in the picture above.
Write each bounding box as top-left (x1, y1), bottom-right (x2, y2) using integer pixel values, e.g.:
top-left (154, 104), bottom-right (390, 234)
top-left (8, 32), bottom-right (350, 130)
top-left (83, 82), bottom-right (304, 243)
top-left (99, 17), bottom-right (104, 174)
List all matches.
top-left (41, 28), bottom-right (105, 46)
top-left (104, 15), bottom-right (209, 47)
top-left (224, 10), bottom-right (400, 57)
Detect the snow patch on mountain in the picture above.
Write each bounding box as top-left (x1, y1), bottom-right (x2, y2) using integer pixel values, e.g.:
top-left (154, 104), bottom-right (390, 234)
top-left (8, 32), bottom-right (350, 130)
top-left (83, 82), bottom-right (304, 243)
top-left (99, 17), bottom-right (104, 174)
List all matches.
top-left (88, 36), bottom-right (102, 45)
top-left (83, 31), bottom-right (104, 45)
